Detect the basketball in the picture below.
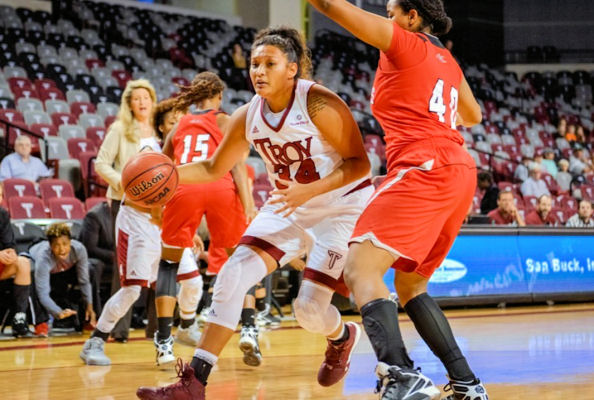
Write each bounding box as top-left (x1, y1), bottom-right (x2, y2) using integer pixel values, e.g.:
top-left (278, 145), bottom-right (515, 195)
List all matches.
top-left (121, 152), bottom-right (178, 207)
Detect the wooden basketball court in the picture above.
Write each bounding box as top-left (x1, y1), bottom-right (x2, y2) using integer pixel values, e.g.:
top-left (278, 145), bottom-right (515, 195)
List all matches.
top-left (1, 303), bottom-right (593, 399)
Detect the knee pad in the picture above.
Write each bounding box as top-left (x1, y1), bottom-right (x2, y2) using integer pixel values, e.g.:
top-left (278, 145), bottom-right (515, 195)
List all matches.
top-left (156, 260), bottom-right (178, 298)
top-left (96, 285), bottom-right (141, 333)
top-left (293, 280), bottom-right (340, 335)
top-left (209, 246), bottom-right (268, 330)
top-left (178, 275), bottom-right (203, 318)
top-left (212, 246), bottom-right (266, 304)
top-left (112, 285), bottom-right (141, 316)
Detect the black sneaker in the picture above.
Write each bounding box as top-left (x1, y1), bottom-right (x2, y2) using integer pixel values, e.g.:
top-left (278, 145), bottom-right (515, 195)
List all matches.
top-left (442, 377), bottom-right (489, 400)
top-left (375, 362), bottom-right (441, 400)
top-left (12, 312), bottom-right (29, 337)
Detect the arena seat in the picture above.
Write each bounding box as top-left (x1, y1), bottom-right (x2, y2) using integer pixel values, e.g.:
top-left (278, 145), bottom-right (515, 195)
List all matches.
top-left (48, 197), bottom-right (85, 220)
top-left (10, 221), bottom-right (45, 253)
top-left (8, 195), bottom-right (46, 218)
top-left (39, 178), bottom-right (76, 206)
top-left (2, 178), bottom-right (36, 198)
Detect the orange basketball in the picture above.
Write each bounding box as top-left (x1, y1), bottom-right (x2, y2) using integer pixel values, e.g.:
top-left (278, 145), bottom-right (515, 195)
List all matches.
top-left (121, 152), bottom-right (178, 207)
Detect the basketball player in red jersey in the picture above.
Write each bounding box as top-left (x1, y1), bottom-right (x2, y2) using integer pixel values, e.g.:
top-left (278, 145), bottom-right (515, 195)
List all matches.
top-left (136, 26), bottom-right (372, 399)
top-left (307, 1), bottom-right (488, 399)
top-left (152, 72), bottom-right (256, 365)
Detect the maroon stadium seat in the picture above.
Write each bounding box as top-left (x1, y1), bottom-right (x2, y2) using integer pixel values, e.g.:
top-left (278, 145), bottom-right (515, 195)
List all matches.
top-left (48, 197), bottom-right (85, 219)
top-left (3, 178), bottom-right (36, 198)
top-left (39, 178), bottom-right (75, 204)
top-left (8, 196), bottom-right (46, 219)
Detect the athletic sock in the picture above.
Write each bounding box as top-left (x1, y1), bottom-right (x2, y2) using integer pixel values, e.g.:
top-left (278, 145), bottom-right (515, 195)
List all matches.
top-left (92, 329), bottom-right (110, 341)
top-left (255, 297), bottom-right (266, 312)
top-left (241, 308), bottom-right (256, 327)
top-left (360, 298), bottom-right (413, 369)
top-left (13, 284), bottom-right (29, 314)
top-left (329, 323), bottom-right (350, 343)
top-left (157, 317), bottom-right (173, 341)
top-left (191, 349), bottom-right (217, 385)
top-left (180, 318), bottom-right (194, 329)
top-left (404, 293), bottom-right (475, 382)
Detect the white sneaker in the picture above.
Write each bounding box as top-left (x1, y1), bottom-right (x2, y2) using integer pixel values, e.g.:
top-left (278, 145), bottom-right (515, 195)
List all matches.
top-left (375, 362), bottom-right (441, 400)
top-left (154, 333), bottom-right (175, 366)
top-left (80, 337), bottom-right (111, 366)
top-left (175, 320), bottom-right (202, 346)
top-left (443, 377), bottom-right (489, 400)
top-left (197, 307), bottom-right (211, 325)
top-left (238, 325), bottom-right (262, 367)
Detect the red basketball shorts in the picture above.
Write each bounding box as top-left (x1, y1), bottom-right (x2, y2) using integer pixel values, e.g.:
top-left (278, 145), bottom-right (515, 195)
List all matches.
top-left (161, 184), bottom-right (247, 249)
top-left (351, 138), bottom-right (476, 278)
top-left (206, 246), bottom-right (228, 275)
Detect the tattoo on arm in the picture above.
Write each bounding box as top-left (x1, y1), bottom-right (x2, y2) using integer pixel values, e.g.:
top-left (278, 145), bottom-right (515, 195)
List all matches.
top-left (307, 94), bottom-right (328, 119)
top-left (320, 0), bottom-right (332, 11)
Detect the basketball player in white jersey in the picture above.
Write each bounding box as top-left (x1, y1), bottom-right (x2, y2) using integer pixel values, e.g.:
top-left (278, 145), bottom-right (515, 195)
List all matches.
top-left (80, 140), bottom-right (203, 367)
top-left (136, 26), bottom-right (372, 400)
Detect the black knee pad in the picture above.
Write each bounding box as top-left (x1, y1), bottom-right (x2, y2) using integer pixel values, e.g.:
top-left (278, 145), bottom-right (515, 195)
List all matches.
top-left (156, 260), bottom-right (179, 297)
top-left (246, 285), bottom-right (256, 296)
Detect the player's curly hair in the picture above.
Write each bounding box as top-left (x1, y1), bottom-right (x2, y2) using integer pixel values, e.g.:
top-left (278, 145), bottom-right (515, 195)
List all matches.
top-left (46, 222), bottom-right (72, 243)
top-left (153, 97), bottom-right (177, 140)
top-left (171, 71), bottom-right (225, 113)
top-left (399, 0), bottom-right (452, 36)
top-left (252, 26), bottom-right (312, 80)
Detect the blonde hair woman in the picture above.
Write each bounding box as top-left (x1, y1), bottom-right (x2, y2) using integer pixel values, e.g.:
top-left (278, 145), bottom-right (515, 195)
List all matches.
top-left (94, 78), bottom-right (158, 341)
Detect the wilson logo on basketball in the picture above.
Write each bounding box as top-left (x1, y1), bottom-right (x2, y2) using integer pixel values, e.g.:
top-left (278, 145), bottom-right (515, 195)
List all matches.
top-left (129, 172), bottom-right (166, 196)
top-left (145, 186), bottom-right (171, 205)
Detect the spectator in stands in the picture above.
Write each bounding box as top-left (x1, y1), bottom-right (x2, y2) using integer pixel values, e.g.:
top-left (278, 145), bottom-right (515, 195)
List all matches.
top-left (571, 175), bottom-right (587, 199)
top-left (566, 199), bottom-right (594, 227)
top-left (569, 145), bottom-right (590, 175)
top-left (556, 159), bottom-right (572, 192)
top-left (514, 155), bottom-right (531, 183)
top-left (524, 194), bottom-right (558, 226)
top-left (576, 125), bottom-right (587, 147)
top-left (94, 79), bottom-right (157, 341)
top-left (565, 124), bottom-right (577, 143)
top-left (477, 171), bottom-right (498, 214)
top-left (0, 135), bottom-right (52, 182)
top-left (0, 183), bottom-right (33, 337)
top-left (556, 117), bottom-right (567, 140)
top-left (541, 148), bottom-right (558, 177)
top-left (30, 222), bottom-right (96, 332)
top-left (79, 200), bottom-right (114, 316)
top-left (521, 162), bottom-right (550, 198)
top-left (153, 97), bottom-right (180, 142)
top-left (231, 43), bottom-right (247, 69)
top-left (487, 190), bottom-right (525, 226)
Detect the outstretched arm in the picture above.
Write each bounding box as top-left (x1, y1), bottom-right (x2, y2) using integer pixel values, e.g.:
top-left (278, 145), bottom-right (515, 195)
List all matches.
top-left (177, 105), bottom-right (250, 184)
top-left (307, 0), bottom-right (393, 51)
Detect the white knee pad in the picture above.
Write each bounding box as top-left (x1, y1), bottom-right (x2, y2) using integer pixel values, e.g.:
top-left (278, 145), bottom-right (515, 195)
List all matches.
top-left (293, 280), bottom-right (341, 336)
top-left (178, 274), bottom-right (203, 320)
top-left (209, 246), bottom-right (268, 330)
top-left (96, 285), bottom-right (141, 333)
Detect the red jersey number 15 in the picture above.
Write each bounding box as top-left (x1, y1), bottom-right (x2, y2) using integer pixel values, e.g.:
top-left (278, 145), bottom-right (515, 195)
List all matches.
top-left (429, 79), bottom-right (459, 129)
top-left (180, 134), bottom-right (210, 164)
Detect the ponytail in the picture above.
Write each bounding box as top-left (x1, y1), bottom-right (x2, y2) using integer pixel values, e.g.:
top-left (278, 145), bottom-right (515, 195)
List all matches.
top-left (252, 26), bottom-right (312, 80)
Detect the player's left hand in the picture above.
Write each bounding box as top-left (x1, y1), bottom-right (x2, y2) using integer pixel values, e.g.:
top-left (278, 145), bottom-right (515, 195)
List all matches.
top-left (270, 182), bottom-right (314, 217)
top-left (85, 304), bottom-right (97, 327)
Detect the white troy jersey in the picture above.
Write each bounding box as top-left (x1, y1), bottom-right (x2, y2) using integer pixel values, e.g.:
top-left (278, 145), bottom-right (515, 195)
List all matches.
top-left (245, 79), bottom-right (370, 208)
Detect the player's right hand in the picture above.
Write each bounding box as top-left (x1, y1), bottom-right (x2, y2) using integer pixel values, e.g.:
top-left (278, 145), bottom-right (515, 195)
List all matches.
top-left (57, 308), bottom-right (77, 320)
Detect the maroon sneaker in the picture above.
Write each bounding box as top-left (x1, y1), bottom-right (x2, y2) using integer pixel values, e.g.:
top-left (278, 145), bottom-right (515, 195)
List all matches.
top-left (317, 322), bottom-right (361, 387)
top-left (136, 359), bottom-right (205, 400)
